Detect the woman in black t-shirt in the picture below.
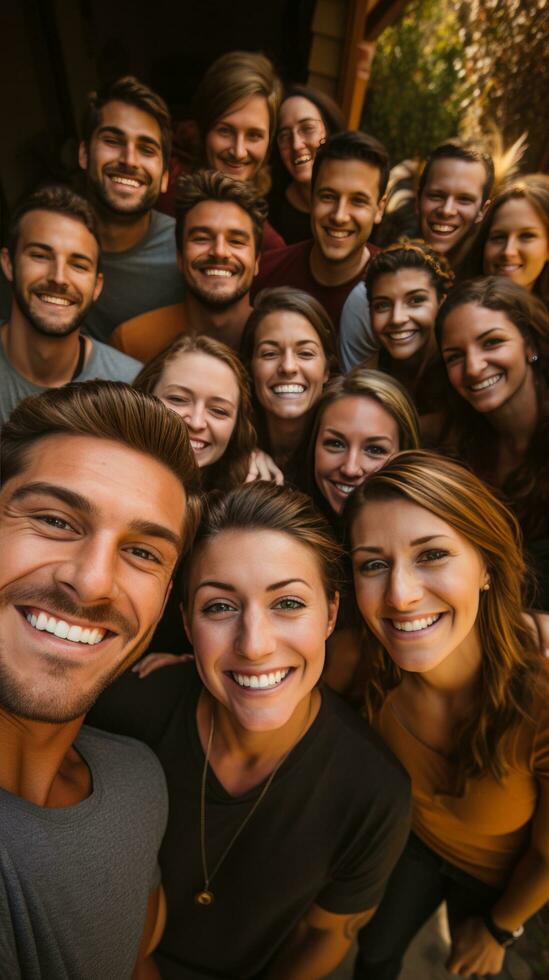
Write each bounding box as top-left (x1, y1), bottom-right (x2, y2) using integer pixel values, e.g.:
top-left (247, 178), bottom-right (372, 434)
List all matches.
top-left (88, 481), bottom-right (410, 980)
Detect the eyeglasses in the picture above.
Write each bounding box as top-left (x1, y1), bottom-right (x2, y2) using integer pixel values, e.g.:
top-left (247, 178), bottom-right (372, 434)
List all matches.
top-left (277, 120), bottom-right (325, 148)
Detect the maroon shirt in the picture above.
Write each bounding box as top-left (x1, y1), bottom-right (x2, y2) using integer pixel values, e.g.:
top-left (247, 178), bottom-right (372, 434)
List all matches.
top-left (252, 239), bottom-right (380, 329)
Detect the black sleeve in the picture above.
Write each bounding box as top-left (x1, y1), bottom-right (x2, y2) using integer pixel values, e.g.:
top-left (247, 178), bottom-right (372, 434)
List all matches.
top-left (86, 662), bottom-right (191, 749)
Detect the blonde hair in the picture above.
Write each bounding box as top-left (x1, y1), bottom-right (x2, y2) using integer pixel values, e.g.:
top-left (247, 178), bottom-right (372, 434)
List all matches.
top-left (346, 450), bottom-right (543, 781)
top-left (133, 334), bottom-right (257, 492)
top-left (193, 51), bottom-right (282, 196)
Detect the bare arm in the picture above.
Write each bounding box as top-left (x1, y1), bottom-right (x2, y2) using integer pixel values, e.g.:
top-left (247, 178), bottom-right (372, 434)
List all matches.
top-left (131, 886), bottom-right (166, 980)
top-left (267, 903), bottom-right (377, 980)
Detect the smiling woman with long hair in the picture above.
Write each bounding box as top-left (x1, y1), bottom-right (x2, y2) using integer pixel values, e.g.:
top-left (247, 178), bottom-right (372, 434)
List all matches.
top-left (88, 481), bottom-right (410, 979)
top-left (346, 451), bottom-right (549, 980)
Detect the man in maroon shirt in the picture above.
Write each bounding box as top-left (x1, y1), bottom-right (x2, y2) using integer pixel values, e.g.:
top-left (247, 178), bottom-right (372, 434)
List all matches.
top-left (252, 131), bottom-right (388, 329)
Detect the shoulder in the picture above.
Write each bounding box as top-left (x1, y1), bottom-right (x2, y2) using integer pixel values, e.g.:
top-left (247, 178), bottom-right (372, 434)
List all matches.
top-left (258, 240), bottom-right (312, 275)
top-left (110, 303), bottom-right (187, 361)
top-left (87, 340), bottom-right (142, 381)
top-left (150, 210), bottom-right (176, 238)
top-left (78, 724), bottom-right (165, 784)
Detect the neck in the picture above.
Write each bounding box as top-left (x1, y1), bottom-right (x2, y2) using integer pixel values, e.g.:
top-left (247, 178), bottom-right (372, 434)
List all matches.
top-left (1, 309), bottom-right (87, 386)
top-left (286, 181), bottom-right (311, 213)
top-left (265, 412), bottom-right (309, 466)
top-left (94, 205), bottom-right (152, 253)
top-left (485, 372), bottom-right (539, 454)
top-left (309, 241), bottom-right (370, 287)
top-left (0, 707), bottom-right (84, 806)
top-left (182, 292), bottom-right (252, 351)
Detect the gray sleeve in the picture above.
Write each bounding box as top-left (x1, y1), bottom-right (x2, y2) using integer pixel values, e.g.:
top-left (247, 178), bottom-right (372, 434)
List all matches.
top-left (339, 282), bottom-right (379, 373)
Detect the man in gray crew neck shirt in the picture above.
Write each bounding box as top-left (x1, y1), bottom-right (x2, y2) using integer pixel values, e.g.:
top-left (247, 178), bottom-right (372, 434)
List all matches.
top-left (78, 75), bottom-right (185, 342)
top-left (0, 185), bottom-right (141, 424)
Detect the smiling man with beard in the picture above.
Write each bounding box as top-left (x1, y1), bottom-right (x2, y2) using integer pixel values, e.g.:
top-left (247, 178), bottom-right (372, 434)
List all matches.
top-left (0, 186), bottom-right (141, 424)
top-left (0, 380), bottom-right (201, 979)
top-left (110, 170), bottom-right (265, 362)
top-left (78, 76), bottom-right (186, 342)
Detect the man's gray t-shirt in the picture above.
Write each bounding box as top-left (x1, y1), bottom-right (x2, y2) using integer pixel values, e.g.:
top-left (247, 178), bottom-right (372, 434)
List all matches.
top-left (339, 281), bottom-right (379, 372)
top-left (0, 725), bottom-right (168, 980)
top-left (83, 211), bottom-right (186, 342)
top-left (0, 339), bottom-right (142, 424)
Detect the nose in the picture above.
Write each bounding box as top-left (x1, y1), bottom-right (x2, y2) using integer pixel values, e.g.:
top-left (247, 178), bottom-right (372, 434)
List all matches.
top-left (391, 300), bottom-right (408, 326)
top-left (502, 234), bottom-right (518, 257)
top-left (185, 402), bottom-right (207, 431)
top-left (291, 128), bottom-right (306, 151)
top-left (332, 197), bottom-right (350, 225)
top-left (339, 448), bottom-right (363, 479)
top-left (385, 562), bottom-right (423, 611)
top-left (212, 234), bottom-right (230, 260)
top-left (464, 348), bottom-right (487, 379)
top-left (279, 348), bottom-right (298, 374)
top-left (233, 132), bottom-right (247, 161)
top-left (50, 255), bottom-right (69, 286)
top-left (119, 140), bottom-right (137, 169)
top-left (235, 604), bottom-right (277, 661)
top-left (55, 535), bottom-right (120, 606)
top-left (439, 195), bottom-right (457, 216)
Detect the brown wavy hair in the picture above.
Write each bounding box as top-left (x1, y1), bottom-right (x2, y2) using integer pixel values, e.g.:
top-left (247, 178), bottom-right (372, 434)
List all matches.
top-left (133, 334), bottom-right (257, 492)
top-left (436, 276), bottom-right (549, 542)
top-left (346, 450), bottom-right (544, 781)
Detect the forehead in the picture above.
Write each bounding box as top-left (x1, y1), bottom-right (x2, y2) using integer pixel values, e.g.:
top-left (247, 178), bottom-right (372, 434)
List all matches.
top-left (442, 303), bottom-right (519, 339)
top-left (351, 496), bottom-right (472, 550)
top-left (216, 94), bottom-right (270, 130)
top-left (2, 433), bottom-right (186, 539)
top-left (16, 210), bottom-right (99, 264)
top-left (371, 267), bottom-right (434, 296)
top-left (184, 200), bottom-right (254, 239)
top-left (279, 96), bottom-right (322, 125)
top-left (321, 395), bottom-right (399, 440)
top-left (160, 351), bottom-right (240, 403)
top-left (491, 197), bottom-right (547, 232)
top-left (316, 158), bottom-right (381, 198)
top-left (255, 310), bottom-right (321, 346)
top-left (93, 99), bottom-right (162, 143)
top-left (189, 528), bottom-right (324, 589)
top-left (423, 158), bottom-right (486, 197)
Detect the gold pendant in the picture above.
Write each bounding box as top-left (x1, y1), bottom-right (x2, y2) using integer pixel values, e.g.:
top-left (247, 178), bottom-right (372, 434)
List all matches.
top-left (194, 889), bottom-right (214, 906)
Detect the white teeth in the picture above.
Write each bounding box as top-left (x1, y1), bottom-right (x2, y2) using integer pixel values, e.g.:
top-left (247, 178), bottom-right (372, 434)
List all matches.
top-left (393, 614), bottom-right (441, 632)
top-left (388, 330), bottom-right (416, 341)
top-left (111, 175), bottom-right (141, 187)
top-left (335, 483), bottom-right (355, 494)
top-left (26, 610), bottom-right (106, 645)
top-left (190, 439), bottom-right (208, 450)
top-left (232, 669), bottom-right (290, 689)
top-left (39, 294), bottom-right (72, 306)
top-left (203, 269), bottom-right (233, 277)
top-left (469, 374), bottom-right (502, 391)
top-left (272, 384), bottom-right (305, 394)
top-left (294, 154), bottom-right (312, 165)
top-left (325, 229), bottom-right (352, 238)
top-left (430, 224), bottom-right (455, 233)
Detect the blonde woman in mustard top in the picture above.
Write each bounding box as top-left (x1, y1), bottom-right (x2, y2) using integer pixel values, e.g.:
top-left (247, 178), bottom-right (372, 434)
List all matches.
top-left (346, 450), bottom-right (548, 980)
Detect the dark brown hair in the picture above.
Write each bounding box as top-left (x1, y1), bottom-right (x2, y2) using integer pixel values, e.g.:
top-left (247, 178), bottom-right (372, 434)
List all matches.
top-left (418, 138), bottom-right (494, 205)
top-left (7, 185), bottom-right (100, 261)
top-left (1, 380), bottom-right (201, 553)
top-left (346, 450), bottom-right (543, 781)
top-left (365, 239), bottom-right (454, 301)
top-left (436, 276), bottom-right (549, 541)
top-left (82, 75), bottom-right (172, 165)
top-left (133, 334), bottom-right (257, 491)
top-left (311, 131), bottom-right (390, 198)
top-left (175, 169), bottom-right (267, 253)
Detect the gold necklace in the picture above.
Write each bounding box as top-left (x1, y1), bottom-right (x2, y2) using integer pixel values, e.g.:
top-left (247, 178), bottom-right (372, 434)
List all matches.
top-left (194, 697), bottom-right (312, 907)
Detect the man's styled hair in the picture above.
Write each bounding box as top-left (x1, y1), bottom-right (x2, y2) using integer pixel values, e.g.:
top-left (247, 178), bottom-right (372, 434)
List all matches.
top-left (311, 131), bottom-right (390, 198)
top-left (418, 138), bottom-right (495, 204)
top-left (1, 381), bottom-right (202, 553)
top-left (7, 185), bottom-right (100, 262)
top-left (175, 169), bottom-right (267, 252)
top-left (82, 75), bottom-right (172, 166)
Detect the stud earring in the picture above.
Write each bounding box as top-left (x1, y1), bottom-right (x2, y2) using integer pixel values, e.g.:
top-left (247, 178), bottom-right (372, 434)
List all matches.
top-left (481, 582), bottom-right (490, 592)
top-left (528, 353), bottom-right (539, 363)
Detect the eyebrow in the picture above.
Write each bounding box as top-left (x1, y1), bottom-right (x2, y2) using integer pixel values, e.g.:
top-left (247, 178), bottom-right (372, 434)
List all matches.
top-left (442, 327), bottom-right (505, 352)
top-left (23, 241), bottom-right (95, 264)
top-left (187, 225), bottom-right (251, 239)
top-left (257, 339), bottom-right (320, 348)
top-left (279, 115), bottom-right (322, 128)
top-left (195, 577), bottom-right (313, 594)
top-left (163, 384), bottom-right (236, 408)
top-left (318, 185), bottom-right (372, 199)
top-left (10, 482), bottom-right (182, 551)
top-left (351, 534), bottom-right (450, 554)
top-left (97, 125), bottom-right (161, 150)
top-left (324, 427), bottom-right (392, 443)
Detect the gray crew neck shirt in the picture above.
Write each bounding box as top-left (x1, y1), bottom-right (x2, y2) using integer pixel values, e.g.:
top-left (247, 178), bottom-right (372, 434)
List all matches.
top-left (0, 725), bottom-right (168, 980)
top-left (83, 210), bottom-right (186, 342)
top-left (0, 338), bottom-right (142, 424)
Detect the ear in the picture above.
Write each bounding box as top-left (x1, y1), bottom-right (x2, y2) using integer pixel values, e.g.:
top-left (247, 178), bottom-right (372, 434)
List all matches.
top-left (475, 198), bottom-right (491, 225)
top-left (0, 247), bottom-right (14, 283)
top-left (373, 193), bottom-right (387, 226)
top-left (325, 592), bottom-right (340, 638)
top-left (160, 169), bottom-right (169, 194)
top-left (253, 253), bottom-right (260, 277)
top-left (92, 271), bottom-right (104, 302)
top-left (78, 140), bottom-right (89, 172)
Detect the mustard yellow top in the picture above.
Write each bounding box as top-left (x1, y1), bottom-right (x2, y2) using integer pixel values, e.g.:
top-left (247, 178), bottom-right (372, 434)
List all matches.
top-left (110, 303), bottom-right (189, 363)
top-left (375, 683), bottom-right (549, 889)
